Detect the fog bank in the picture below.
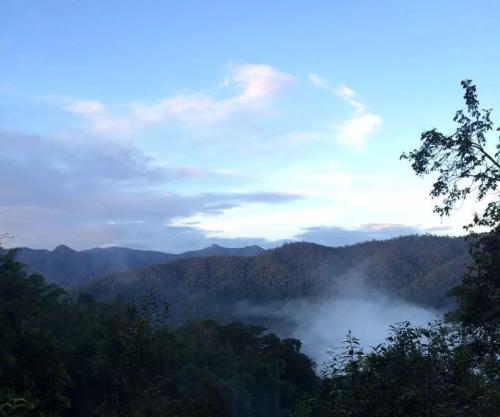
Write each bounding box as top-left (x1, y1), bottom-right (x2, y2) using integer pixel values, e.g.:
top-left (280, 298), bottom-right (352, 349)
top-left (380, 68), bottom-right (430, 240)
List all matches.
top-left (238, 292), bottom-right (439, 366)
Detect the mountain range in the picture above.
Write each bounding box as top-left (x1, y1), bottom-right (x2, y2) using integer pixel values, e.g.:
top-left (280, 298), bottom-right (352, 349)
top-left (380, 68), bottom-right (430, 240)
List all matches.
top-left (81, 235), bottom-right (471, 324)
top-left (10, 243), bottom-right (265, 287)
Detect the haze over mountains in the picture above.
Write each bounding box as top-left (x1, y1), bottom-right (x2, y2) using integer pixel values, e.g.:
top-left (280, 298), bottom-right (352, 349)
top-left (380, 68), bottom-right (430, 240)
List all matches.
top-left (12, 244), bottom-right (265, 287)
top-left (11, 235), bottom-right (470, 310)
top-left (59, 234), bottom-right (467, 362)
top-left (9, 234), bottom-right (472, 364)
top-left (80, 235), bottom-right (468, 315)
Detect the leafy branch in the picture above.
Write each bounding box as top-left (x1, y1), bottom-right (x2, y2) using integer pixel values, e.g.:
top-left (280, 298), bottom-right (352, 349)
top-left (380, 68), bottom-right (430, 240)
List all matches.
top-left (401, 80), bottom-right (500, 230)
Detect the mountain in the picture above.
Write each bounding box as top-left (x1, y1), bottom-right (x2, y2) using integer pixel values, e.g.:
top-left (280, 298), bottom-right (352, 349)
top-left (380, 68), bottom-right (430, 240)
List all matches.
top-left (11, 244), bottom-right (266, 287)
top-left (82, 235), bottom-right (471, 324)
top-left (176, 244), bottom-right (265, 258)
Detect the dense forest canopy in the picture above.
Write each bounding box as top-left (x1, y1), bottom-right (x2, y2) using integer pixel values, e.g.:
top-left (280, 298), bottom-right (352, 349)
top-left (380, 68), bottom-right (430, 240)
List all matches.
top-left (0, 249), bottom-right (317, 417)
top-left (81, 235), bottom-right (470, 325)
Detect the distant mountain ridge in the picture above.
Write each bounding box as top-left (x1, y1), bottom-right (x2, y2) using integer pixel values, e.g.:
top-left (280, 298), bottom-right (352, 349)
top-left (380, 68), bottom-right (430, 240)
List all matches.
top-left (82, 235), bottom-right (471, 324)
top-left (177, 244), bottom-right (264, 258)
top-left (10, 244), bottom-right (266, 287)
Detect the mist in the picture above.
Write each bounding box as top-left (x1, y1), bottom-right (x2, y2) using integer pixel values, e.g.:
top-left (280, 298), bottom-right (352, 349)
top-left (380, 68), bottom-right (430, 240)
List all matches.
top-left (237, 273), bottom-right (440, 367)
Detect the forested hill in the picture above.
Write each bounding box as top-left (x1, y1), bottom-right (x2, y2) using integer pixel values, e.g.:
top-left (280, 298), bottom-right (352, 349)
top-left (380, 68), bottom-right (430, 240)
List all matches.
top-left (83, 235), bottom-right (470, 323)
top-left (9, 244), bottom-right (265, 287)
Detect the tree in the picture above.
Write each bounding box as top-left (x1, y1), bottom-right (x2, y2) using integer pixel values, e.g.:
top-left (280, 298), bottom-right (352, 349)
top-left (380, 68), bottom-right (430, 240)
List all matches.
top-left (0, 246), bottom-right (318, 417)
top-left (316, 322), bottom-right (492, 417)
top-left (401, 80), bottom-right (500, 353)
top-left (0, 249), bottom-right (70, 416)
top-left (313, 81), bottom-right (500, 417)
top-left (401, 79), bottom-right (500, 230)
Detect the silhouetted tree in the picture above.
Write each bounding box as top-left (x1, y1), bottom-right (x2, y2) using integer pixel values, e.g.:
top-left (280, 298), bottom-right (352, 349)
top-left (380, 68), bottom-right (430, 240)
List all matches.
top-left (402, 80), bottom-right (500, 352)
top-left (310, 81), bottom-right (500, 417)
top-left (401, 79), bottom-right (500, 230)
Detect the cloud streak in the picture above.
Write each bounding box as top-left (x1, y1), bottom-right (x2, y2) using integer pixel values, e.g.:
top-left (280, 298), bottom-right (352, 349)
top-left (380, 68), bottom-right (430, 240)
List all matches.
top-left (295, 224), bottom-right (422, 247)
top-left (335, 112), bottom-right (382, 150)
top-left (309, 73), bottom-right (382, 150)
top-left (66, 64), bottom-right (294, 136)
top-left (308, 73), bottom-right (336, 94)
top-left (334, 83), bottom-right (382, 150)
top-left (66, 100), bottom-right (105, 115)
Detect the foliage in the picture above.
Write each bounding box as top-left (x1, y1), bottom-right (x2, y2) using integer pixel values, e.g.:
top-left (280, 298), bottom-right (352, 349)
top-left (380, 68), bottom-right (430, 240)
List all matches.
top-left (0, 250), bottom-right (70, 416)
top-left (84, 235), bottom-right (470, 326)
top-left (401, 80), bottom-right (500, 230)
top-left (449, 225), bottom-right (500, 355)
top-left (0, 391), bottom-right (35, 417)
top-left (308, 80), bottom-right (500, 416)
top-left (0, 249), bottom-right (317, 417)
top-left (401, 79), bottom-right (500, 353)
top-left (313, 321), bottom-right (499, 417)
top-left (402, 79), bottom-right (500, 347)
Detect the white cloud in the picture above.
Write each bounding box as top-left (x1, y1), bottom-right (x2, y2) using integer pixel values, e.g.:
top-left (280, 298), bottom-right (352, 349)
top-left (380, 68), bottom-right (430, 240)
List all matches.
top-left (231, 64), bottom-right (294, 102)
top-left (173, 203), bottom-right (334, 240)
top-left (308, 73), bottom-right (335, 93)
top-left (66, 64), bottom-right (294, 136)
top-left (66, 100), bottom-right (105, 115)
top-left (335, 83), bottom-right (366, 112)
top-left (308, 75), bottom-right (360, 109)
top-left (91, 114), bottom-right (136, 136)
top-left (335, 112), bottom-right (382, 150)
top-left (336, 84), bottom-right (356, 100)
top-left (308, 74), bottom-right (381, 149)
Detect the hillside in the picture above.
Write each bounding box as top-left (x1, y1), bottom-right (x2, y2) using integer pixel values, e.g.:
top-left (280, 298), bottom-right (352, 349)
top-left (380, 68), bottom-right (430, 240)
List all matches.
top-left (83, 235), bottom-right (471, 324)
top-left (11, 244), bottom-right (265, 287)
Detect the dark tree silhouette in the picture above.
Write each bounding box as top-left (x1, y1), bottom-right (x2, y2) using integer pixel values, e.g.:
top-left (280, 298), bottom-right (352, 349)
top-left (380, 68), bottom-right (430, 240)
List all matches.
top-left (401, 80), bottom-right (500, 230)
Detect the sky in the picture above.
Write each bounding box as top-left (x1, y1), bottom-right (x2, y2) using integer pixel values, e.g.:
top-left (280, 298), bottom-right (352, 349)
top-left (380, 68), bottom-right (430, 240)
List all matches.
top-left (1, 0), bottom-right (500, 252)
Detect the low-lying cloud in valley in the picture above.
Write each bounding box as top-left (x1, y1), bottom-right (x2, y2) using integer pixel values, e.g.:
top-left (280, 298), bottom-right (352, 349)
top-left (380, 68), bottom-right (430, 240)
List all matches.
top-left (238, 272), bottom-right (439, 367)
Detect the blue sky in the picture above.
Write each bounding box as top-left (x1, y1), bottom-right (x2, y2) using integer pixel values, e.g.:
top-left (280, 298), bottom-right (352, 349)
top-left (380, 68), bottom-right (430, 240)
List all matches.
top-left (1, 0), bottom-right (499, 251)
